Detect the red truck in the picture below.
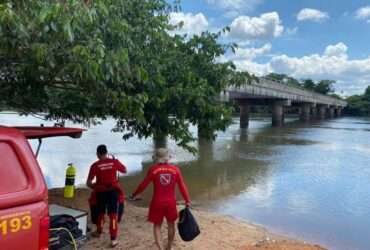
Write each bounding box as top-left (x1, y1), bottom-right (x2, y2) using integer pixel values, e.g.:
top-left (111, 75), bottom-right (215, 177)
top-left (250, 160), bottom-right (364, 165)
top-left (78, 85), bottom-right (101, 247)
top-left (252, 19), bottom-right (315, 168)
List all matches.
top-left (0, 126), bottom-right (84, 250)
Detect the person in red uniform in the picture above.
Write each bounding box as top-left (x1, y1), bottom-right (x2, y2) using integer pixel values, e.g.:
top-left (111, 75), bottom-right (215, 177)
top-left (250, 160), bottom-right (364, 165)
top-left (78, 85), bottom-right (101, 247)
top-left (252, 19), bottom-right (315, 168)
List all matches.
top-left (86, 144), bottom-right (127, 248)
top-left (130, 148), bottom-right (191, 250)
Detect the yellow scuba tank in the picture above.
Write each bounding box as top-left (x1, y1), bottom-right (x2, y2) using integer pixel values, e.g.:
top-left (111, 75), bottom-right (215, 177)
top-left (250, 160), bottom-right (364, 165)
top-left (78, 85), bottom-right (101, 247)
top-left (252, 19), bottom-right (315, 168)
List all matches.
top-left (64, 163), bottom-right (76, 198)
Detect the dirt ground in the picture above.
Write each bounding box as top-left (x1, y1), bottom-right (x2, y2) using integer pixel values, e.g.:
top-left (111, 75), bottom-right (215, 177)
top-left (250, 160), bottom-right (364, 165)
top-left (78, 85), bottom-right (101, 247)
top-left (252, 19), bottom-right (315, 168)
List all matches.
top-left (49, 188), bottom-right (327, 250)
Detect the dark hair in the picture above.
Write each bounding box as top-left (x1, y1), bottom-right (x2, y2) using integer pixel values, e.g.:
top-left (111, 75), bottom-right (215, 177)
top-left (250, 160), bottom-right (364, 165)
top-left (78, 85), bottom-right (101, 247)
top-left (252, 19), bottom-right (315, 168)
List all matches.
top-left (97, 144), bottom-right (108, 155)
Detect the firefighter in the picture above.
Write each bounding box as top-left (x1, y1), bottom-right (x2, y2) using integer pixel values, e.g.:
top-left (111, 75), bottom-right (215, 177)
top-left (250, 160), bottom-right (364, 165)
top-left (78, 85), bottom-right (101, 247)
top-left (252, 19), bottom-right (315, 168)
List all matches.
top-left (86, 145), bottom-right (127, 248)
top-left (130, 148), bottom-right (191, 250)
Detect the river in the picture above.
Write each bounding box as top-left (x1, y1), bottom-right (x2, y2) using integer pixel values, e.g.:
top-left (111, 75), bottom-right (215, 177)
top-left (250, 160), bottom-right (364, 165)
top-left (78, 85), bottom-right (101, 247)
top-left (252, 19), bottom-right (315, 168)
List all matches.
top-left (1, 113), bottom-right (369, 250)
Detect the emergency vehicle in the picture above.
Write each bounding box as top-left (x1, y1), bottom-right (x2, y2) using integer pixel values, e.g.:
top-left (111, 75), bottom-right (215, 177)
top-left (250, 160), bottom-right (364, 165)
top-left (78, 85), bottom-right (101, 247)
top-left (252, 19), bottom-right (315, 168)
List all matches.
top-left (0, 126), bottom-right (84, 250)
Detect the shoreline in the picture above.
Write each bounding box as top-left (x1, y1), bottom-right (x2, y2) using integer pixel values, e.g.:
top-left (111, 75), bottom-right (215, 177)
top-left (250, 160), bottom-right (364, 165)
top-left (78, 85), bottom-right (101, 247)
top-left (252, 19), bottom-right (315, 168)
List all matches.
top-left (49, 188), bottom-right (327, 250)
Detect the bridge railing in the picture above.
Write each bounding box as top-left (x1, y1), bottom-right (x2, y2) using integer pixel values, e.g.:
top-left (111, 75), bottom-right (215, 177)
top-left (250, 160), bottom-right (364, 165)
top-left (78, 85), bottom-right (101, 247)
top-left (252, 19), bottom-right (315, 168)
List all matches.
top-left (228, 77), bottom-right (347, 107)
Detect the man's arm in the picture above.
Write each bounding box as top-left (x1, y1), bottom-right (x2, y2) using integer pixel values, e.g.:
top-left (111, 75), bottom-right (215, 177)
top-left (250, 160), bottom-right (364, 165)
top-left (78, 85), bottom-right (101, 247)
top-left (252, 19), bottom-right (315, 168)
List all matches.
top-left (131, 169), bottom-right (153, 198)
top-left (86, 179), bottom-right (95, 189)
top-left (176, 169), bottom-right (191, 205)
top-left (86, 165), bottom-right (96, 189)
top-left (115, 159), bottom-right (127, 174)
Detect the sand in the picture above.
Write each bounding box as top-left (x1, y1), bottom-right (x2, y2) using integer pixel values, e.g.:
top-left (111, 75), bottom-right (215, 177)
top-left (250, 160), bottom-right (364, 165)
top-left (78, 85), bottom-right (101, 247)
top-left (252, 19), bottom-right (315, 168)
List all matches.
top-left (49, 188), bottom-right (327, 250)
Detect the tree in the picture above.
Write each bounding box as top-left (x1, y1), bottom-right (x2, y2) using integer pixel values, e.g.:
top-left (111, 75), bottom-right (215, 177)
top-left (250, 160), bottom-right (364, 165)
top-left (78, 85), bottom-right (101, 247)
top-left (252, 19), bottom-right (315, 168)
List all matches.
top-left (1, 0), bottom-right (158, 121)
top-left (265, 73), bottom-right (301, 87)
top-left (0, 0), bottom-right (252, 151)
top-left (363, 86), bottom-right (370, 102)
top-left (302, 79), bottom-right (315, 91)
top-left (265, 73), bottom-right (338, 95)
top-left (345, 86), bottom-right (370, 116)
top-left (314, 80), bottom-right (335, 95)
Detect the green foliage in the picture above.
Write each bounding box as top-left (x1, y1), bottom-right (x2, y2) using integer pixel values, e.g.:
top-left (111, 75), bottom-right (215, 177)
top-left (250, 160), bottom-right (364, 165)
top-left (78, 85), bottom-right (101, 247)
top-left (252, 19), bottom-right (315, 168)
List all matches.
top-left (364, 86), bottom-right (370, 101)
top-left (265, 73), bottom-right (301, 87)
top-left (345, 86), bottom-right (370, 116)
top-left (314, 80), bottom-right (335, 95)
top-left (302, 79), bottom-right (315, 91)
top-left (329, 93), bottom-right (343, 100)
top-left (0, 0), bottom-right (253, 152)
top-left (265, 73), bottom-right (337, 95)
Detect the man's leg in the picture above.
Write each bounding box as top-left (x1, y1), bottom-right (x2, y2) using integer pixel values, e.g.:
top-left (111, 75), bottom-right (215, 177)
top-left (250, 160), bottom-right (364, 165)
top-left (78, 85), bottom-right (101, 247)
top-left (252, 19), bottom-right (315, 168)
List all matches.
top-left (95, 214), bottom-right (104, 235)
top-left (153, 224), bottom-right (163, 250)
top-left (165, 202), bottom-right (178, 250)
top-left (94, 192), bottom-right (106, 236)
top-left (107, 190), bottom-right (119, 247)
top-left (166, 221), bottom-right (175, 250)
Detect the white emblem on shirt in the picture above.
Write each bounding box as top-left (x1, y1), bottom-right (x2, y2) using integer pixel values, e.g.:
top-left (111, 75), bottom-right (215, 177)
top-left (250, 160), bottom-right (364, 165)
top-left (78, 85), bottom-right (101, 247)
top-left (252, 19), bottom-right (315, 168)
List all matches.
top-left (98, 163), bottom-right (113, 170)
top-left (159, 174), bottom-right (172, 186)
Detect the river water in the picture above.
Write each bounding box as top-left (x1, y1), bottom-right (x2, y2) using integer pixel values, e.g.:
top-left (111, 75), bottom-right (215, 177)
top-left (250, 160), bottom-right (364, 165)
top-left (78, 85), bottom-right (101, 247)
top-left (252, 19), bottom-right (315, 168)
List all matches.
top-left (1, 113), bottom-right (370, 250)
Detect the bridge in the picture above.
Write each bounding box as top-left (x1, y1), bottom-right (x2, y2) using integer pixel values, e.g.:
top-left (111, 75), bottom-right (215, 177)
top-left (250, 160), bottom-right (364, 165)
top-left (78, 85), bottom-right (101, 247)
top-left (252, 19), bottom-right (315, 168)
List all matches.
top-left (222, 77), bottom-right (347, 128)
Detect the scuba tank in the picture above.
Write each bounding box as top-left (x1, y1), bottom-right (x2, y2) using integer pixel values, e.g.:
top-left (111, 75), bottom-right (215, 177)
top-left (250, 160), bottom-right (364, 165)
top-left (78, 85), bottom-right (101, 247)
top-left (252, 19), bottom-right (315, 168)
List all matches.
top-left (64, 163), bottom-right (76, 198)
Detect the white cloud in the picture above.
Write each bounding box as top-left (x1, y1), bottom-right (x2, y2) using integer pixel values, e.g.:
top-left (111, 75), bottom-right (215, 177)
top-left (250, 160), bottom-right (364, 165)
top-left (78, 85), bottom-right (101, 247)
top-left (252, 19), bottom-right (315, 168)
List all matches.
top-left (169, 12), bottom-right (209, 36)
top-left (297, 8), bottom-right (330, 22)
top-left (225, 44), bottom-right (273, 76)
top-left (205, 0), bottom-right (263, 14)
top-left (285, 27), bottom-right (298, 36)
top-left (324, 42), bottom-right (348, 58)
top-left (269, 43), bottom-right (362, 79)
top-left (224, 10), bottom-right (240, 19)
top-left (226, 42), bottom-right (370, 95)
top-left (229, 12), bottom-right (284, 40)
top-left (355, 6), bottom-right (370, 22)
top-left (234, 59), bottom-right (272, 76)
top-left (269, 43), bottom-right (370, 95)
top-left (233, 43), bottom-right (272, 60)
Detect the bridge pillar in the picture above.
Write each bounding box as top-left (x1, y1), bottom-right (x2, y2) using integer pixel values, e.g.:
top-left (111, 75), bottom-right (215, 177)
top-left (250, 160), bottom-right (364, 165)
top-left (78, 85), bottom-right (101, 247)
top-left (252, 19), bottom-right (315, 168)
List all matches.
top-left (336, 108), bottom-right (342, 117)
top-left (311, 106), bottom-right (318, 120)
top-left (300, 103), bottom-right (312, 122)
top-left (239, 101), bottom-right (250, 129)
top-left (318, 105), bottom-right (327, 119)
top-left (329, 107), bottom-right (335, 118)
top-left (272, 101), bottom-right (286, 127)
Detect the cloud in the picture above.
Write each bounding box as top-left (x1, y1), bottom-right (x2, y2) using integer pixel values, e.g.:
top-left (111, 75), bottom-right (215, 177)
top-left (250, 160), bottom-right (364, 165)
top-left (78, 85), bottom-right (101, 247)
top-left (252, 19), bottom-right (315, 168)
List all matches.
top-left (269, 43), bottom-right (370, 95)
top-left (233, 43), bottom-right (272, 60)
top-left (269, 43), bottom-right (359, 79)
top-left (168, 12), bottom-right (209, 36)
top-left (324, 42), bottom-right (348, 58)
top-left (234, 59), bottom-right (272, 76)
top-left (355, 6), bottom-right (370, 22)
top-left (285, 27), bottom-right (298, 36)
top-left (229, 12), bottom-right (284, 40)
top-left (225, 44), bottom-right (273, 76)
top-left (224, 10), bottom-right (240, 19)
top-left (297, 8), bottom-right (330, 22)
top-left (205, 0), bottom-right (263, 14)
top-left (226, 42), bottom-right (370, 95)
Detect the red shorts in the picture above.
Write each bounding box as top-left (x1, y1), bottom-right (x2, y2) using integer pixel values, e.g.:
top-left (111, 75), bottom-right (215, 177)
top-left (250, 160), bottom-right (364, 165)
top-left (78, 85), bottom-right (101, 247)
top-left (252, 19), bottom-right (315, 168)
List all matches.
top-left (148, 201), bottom-right (178, 225)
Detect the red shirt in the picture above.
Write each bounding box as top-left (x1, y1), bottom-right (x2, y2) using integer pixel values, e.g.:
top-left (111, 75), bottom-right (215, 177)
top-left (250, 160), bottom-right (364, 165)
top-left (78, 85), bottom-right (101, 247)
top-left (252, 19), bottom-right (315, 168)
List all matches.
top-left (87, 158), bottom-right (127, 192)
top-left (133, 163), bottom-right (190, 204)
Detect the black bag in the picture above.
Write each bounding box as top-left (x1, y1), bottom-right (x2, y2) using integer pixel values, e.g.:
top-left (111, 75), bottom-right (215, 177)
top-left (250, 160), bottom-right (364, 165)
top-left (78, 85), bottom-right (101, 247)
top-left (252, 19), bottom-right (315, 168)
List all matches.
top-left (177, 207), bottom-right (200, 241)
top-left (49, 214), bottom-right (83, 250)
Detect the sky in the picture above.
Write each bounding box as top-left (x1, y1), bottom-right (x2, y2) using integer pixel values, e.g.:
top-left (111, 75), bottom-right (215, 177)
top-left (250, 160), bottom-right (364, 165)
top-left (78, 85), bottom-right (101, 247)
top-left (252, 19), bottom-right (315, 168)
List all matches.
top-left (168, 0), bottom-right (370, 96)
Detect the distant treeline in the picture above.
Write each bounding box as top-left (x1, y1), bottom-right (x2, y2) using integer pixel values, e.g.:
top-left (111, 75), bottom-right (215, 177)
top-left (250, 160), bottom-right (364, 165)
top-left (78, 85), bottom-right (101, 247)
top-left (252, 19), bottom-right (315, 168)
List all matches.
top-left (344, 86), bottom-right (370, 116)
top-left (265, 73), bottom-right (370, 117)
top-left (265, 73), bottom-right (338, 96)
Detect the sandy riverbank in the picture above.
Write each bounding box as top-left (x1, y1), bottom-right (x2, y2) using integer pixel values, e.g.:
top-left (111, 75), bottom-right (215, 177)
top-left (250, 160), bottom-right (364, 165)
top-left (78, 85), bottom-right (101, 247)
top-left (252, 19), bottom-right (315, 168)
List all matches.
top-left (49, 188), bottom-right (326, 250)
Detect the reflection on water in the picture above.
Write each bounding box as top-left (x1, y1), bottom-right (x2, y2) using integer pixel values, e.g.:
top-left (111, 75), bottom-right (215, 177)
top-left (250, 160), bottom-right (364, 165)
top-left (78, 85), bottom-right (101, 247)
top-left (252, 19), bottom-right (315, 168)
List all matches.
top-left (1, 113), bottom-right (370, 250)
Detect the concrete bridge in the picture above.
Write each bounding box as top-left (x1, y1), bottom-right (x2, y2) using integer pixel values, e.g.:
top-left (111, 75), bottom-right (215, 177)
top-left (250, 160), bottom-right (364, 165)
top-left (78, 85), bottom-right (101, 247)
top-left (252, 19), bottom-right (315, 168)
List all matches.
top-left (221, 77), bottom-right (347, 128)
